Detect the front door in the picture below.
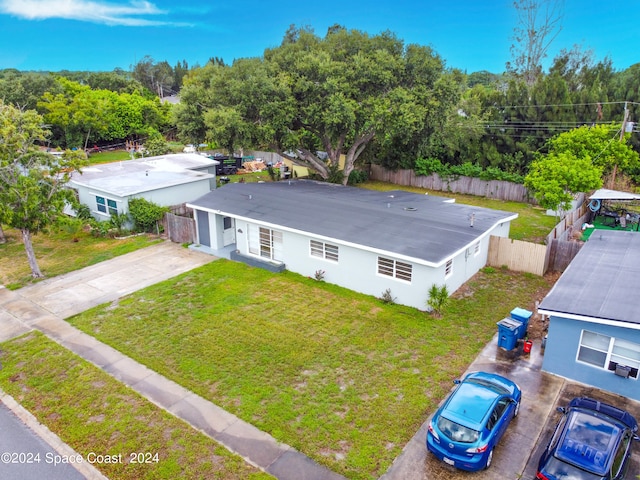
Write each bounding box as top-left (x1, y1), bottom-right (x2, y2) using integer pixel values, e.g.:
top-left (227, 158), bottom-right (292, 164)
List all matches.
top-left (196, 210), bottom-right (210, 247)
top-left (222, 216), bottom-right (235, 246)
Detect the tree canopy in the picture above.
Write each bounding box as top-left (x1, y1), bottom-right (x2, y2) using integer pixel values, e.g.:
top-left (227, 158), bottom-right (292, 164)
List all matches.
top-left (524, 124), bottom-right (640, 211)
top-left (38, 78), bottom-right (171, 149)
top-left (525, 151), bottom-right (602, 211)
top-left (176, 25), bottom-right (458, 184)
top-left (0, 101), bottom-right (87, 277)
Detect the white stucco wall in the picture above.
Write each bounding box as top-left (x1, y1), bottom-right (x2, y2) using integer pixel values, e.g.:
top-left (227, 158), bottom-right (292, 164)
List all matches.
top-left (75, 180), bottom-right (211, 222)
top-left (220, 216), bottom-right (506, 311)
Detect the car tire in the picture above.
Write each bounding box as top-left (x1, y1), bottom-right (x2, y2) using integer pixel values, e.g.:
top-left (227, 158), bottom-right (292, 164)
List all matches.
top-left (514, 401), bottom-right (520, 417)
top-left (485, 449), bottom-right (493, 469)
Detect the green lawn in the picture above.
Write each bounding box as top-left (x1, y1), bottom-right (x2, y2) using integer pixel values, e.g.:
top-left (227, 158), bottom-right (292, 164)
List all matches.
top-left (67, 260), bottom-right (552, 479)
top-left (0, 226), bottom-right (161, 289)
top-left (86, 149), bottom-right (134, 164)
top-left (0, 332), bottom-right (271, 480)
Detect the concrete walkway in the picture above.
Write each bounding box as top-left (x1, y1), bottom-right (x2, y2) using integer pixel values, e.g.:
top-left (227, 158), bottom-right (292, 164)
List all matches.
top-left (0, 241), bottom-right (344, 480)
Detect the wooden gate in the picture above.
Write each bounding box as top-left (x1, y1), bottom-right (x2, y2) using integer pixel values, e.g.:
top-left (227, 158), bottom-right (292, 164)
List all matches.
top-left (164, 212), bottom-right (196, 244)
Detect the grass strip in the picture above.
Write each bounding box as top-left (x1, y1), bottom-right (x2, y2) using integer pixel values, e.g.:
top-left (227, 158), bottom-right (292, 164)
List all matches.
top-left (0, 332), bottom-right (271, 480)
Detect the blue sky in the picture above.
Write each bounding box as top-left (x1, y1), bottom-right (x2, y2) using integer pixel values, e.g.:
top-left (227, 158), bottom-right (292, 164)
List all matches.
top-left (0, 0), bottom-right (637, 73)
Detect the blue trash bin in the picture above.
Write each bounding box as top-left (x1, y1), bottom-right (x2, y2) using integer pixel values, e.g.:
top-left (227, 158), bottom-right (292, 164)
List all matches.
top-left (510, 307), bottom-right (533, 339)
top-left (497, 318), bottom-right (522, 350)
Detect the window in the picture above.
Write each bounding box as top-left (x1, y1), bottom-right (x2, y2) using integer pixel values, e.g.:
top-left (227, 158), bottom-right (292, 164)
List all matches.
top-left (96, 196), bottom-right (118, 216)
top-left (577, 330), bottom-right (640, 379)
top-left (612, 432), bottom-right (632, 477)
top-left (487, 399), bottom-right (508, 431)
top-left (248, 225), bottom-right (283, 261)
top-left (310, 240), bottom-right (339, 262)
top-left (437, 417), bottom-right (479, 443)
top-left (445, 259), bottom-right (453, 277)
top-left (474, 242), bottom-right (480, 255)
top-left (378, 257), bottom-right (412, 282)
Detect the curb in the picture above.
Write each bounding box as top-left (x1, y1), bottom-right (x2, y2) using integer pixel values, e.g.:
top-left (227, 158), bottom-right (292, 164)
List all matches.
top-left (0, 389), bottom-right (108, 480)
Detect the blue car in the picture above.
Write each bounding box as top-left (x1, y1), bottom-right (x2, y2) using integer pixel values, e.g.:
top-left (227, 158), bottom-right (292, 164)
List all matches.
top-left (426, 371), bottom-right (521, 471)
top-left (536, 397), bottom-right (639, 480)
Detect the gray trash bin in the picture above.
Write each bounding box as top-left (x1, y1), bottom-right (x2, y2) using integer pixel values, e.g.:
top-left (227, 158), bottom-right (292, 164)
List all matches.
top-left (497, 318), bottom-right (522, 350)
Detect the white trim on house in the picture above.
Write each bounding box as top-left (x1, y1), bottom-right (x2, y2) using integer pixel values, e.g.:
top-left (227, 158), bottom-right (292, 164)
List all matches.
top-left (538, 309), bottom-right (640, 331)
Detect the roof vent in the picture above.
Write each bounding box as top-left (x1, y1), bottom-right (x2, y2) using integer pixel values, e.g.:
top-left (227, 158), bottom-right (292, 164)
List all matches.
top-left (403, 207), bottom-right (417, 211)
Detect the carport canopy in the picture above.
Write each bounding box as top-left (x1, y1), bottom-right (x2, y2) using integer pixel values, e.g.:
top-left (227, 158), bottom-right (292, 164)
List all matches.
top-left (589, 188), bottom-right (640, 201)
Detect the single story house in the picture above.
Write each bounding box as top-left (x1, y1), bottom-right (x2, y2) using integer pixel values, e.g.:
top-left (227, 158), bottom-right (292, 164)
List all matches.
top-left (539, 230), bottom-right (640, 401)
top-left (186, 180), bottom-right (517, 310)
top-left (68, 153), bottom-right (218, 221)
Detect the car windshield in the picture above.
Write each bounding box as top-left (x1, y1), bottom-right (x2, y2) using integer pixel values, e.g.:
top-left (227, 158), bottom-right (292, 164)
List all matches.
top-left (437, 416), bottom-right (480, 444)
top-left (556, 411), bottom-right (619, 476)
top-left (543, 456), bottom-right (602, 480)
top-left (466, 377), bottom-right (509, 395)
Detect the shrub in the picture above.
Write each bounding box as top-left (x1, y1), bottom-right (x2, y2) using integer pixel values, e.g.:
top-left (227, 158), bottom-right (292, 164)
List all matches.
top-left (90, 220), bottom-right (111, 238)
top-left (379, 288), bottom-right (396, 304)
top-left (414, 157), bottom-right (524, 184)
top-left (426, 284), bottom-right (450, 316)
top-left (415, 157), bottom-right (448, 177)
top-left (348, 169), bottom-right (369, 185)
top-left (109, 212), bottom-right (131, 235)
top-left (74, 203), bottom-right (93, 221)
top-left (314, 269), bottom-right (325, 281)
top-left (144, 130), bottom-right (171, 156)
top-left (128, 198), bottom-right (169, 233)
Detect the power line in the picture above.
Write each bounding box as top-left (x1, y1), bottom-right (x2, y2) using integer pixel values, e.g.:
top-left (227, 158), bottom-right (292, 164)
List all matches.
top-left (489, 101), bottom-right (640, 110)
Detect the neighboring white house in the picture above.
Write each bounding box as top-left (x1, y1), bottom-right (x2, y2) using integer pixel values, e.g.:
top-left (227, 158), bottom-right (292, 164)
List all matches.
top-left (187, 180), bottom-right (517, 310)
top-left (538, 230), bottom-right (640, 401)
top-left (68, 153), bottom-right (218, 221)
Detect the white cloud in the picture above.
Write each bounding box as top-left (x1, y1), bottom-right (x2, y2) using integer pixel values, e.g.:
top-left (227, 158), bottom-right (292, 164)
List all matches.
top-left (0, 0), bottom-right (172, 26)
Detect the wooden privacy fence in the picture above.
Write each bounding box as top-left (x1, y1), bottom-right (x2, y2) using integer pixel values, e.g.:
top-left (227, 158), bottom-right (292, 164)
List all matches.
top-left (487, 236), bottom-right (547, 276)
top-left (164, 212), bottom-right (196, 244)
top-left (545, 193), bottom-right (588, 243)
top-left (369, 165), bottom-right (533, 203)
top-left (545, 239), bottom-right (583, 272)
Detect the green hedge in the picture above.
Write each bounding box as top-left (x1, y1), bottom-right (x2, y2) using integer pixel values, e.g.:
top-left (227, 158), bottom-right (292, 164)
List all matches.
top-left (414, 158), bottom-right (524, 184)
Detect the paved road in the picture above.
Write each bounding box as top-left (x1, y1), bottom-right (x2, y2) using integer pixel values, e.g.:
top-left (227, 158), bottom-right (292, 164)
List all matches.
top-left (0, 400), bottom-right (87, 480)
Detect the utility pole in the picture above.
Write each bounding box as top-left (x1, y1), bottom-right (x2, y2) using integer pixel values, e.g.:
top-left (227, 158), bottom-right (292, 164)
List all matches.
top-left (610, 102), bottom-right (629, 188)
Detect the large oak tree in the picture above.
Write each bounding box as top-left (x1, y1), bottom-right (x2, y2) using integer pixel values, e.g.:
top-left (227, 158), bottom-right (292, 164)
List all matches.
top-left (176, 25), bottom-right (456, 184)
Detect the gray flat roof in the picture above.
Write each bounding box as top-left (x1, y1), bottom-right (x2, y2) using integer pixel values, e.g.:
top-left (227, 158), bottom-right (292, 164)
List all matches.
top-left (539, 230), bottom-right (640, 325)
top-left (69, 153), bottom-right (216, 197)
top-left (188, 180), bottom-right (517, 266)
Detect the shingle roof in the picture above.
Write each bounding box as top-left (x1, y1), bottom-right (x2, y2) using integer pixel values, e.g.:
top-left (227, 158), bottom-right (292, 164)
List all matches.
top-left (539, 230), bottom-right (640, 325)
top-left (188, 180), bottom-right (516, 266)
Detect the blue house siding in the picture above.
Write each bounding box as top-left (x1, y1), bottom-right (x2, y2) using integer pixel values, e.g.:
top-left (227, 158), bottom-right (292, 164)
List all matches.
top-left (543, 316), bottom-right (640, 401)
